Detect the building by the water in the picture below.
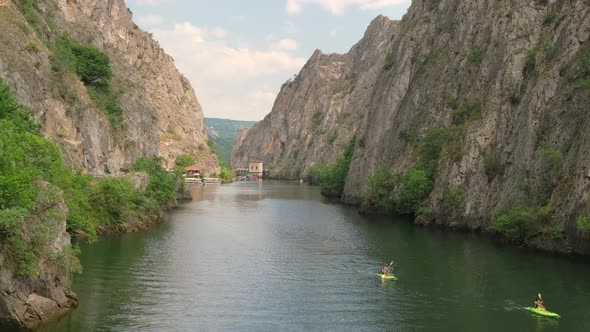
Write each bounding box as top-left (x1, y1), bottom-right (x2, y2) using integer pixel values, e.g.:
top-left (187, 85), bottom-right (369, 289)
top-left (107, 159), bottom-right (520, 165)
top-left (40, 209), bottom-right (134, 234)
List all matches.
top-left (249, 161), bottom-right (263, 177)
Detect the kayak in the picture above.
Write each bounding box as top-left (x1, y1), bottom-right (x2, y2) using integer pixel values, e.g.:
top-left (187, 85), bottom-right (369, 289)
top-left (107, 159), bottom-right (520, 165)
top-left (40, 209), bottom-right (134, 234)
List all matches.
top-left (377, 273), bottom-right (397, 280)
top-left (524, 307), bottom-right (560, 318)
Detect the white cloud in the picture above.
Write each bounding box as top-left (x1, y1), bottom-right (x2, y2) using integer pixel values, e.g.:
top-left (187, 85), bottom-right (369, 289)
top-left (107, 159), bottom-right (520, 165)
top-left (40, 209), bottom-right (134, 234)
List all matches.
top-left (137, 15), bottom-right (163, 26)
top-left (152, 22), bottom-right (306, 120)
top-left (205, 91), bottom-right (277, 121)
top-left (329, 29), bottom-right (337, 37)
top-left (359, 0), bottom-right (406, 10)
top-left (286, 0), bottom-right (410, 15)
top-left (134, 0), bottom-right (167, 5)
top-left (286, 0), bottom-right (303, 14)
top-left (210, 27), bottom-right (227, 39)
top-left (271, 39), bottom-right (298, 51)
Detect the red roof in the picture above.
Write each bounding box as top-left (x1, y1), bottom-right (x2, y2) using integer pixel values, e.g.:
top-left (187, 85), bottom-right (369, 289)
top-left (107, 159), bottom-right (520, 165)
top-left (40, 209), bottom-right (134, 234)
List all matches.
top-left (185, 165), bottom-right (201, 171)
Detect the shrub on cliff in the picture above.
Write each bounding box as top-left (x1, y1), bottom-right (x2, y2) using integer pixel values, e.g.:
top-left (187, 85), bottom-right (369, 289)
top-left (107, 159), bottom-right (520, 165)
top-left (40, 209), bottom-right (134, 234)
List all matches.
top-left (491, 205), bottom-right (555, 242)
top-left (363, 168), bottom-right (397, 212)
top-left (394, 168), bottom-right (432, 214)
top-left (439, 187), bottom-right (464, 218)
top-left (383, 52), bottom-right (395, 71)
top-left (16, 0), bottom-right (41, 33)
top-left (399, 126), bottom-right (419, 144)
top-left (53, 36), bottom-right (112, 90)
top-left (535, 140), bottom-right (563, 204)
top-left (451, 99), bottom-right (481, 125)
top-left (363, 167), bottom-right (434, 216)
top-left (175, 154), bottom-right (195, 168)
top-left (418, 128), bottom-right (447, 175)
top-left (307, 136), bottom-right (356, 197)
top-left (468, 45), bottom-right (484, 65)
top-left (307, 164), bottom-right (323, 185)
top-left (577, 216), bottom-right (590, 233)
top-left (364, 127), bottom-right (451, 216)
top-left (484, 152), bottom-right (505, 181)
top-left (92, 178), bottom-right (137, 224)
top-left (52, 36), bottom-right (122, 128)
top-left (132, 157), bottom-right (179, 208)
top-left (70, 44), bottom-right (112, 88)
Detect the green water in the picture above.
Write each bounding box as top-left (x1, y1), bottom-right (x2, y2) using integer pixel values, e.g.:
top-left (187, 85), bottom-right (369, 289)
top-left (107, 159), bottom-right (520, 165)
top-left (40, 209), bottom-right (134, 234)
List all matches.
top-left (38, 182), bottom-right (590, 331)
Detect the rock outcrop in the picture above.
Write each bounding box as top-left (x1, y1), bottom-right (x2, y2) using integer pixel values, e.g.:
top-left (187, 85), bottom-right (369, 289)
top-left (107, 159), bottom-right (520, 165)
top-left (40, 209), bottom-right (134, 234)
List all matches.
top-left (0, 0), bottom-right (219, 174)
top-left (233, 0), bottom-right (590, 254)
top-left (0, 182), bottom-right (79, 329)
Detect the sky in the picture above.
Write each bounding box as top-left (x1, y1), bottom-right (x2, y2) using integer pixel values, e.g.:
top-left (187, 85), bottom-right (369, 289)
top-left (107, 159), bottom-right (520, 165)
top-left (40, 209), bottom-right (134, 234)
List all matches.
top-left (127, 0), bottom-right (412, 121)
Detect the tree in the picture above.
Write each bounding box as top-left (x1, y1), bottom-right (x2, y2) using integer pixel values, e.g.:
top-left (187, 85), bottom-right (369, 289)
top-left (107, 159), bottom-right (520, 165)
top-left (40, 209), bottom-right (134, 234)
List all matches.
top-left (70, 44), bottom-right (112, 88)
top-left (175, 154), bottom-right (194, 168)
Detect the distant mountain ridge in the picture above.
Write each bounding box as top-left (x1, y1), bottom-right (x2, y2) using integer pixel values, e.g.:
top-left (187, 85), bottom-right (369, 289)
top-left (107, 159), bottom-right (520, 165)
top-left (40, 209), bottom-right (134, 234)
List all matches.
top-left (205, 118), bottom-right (256, 165)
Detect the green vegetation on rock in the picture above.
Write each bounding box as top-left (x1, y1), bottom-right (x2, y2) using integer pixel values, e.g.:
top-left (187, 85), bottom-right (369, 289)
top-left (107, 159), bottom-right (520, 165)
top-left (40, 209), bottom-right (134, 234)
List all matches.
top-left (491, 205), bottom-right (556, 242)
top-left (535, 140), bottom-right (563, 204)
top-left (52, 36), bottom-right (112, 89)
top-left (327, 130), bottom-right (338, 145)
top-left (210, 157), bottom-right (233, 182)
top-left (468, 45), bottom-right (485, 65)
top-left (395, 168), bottom-right (432, 214)
top-left (489, 140), bottom-right (565, 242)
top-left (0, 78), bottom-right (83, 275)
top-left (543, 12), bottom-right (561, 26)
top-left (577, 216), bottom-right (590, 233)
top-left (51, 35), bottom-right (122, 128)
top-left (566, 50), bottom-right (590, 91)
top-left (383, 52), bottom-right (395, 71)
top-left (311, 111), bottom-right (324, 132)
top-left (439, 187), bottom-right (464, 218)
top-left (399, 126), bottom-right (419, 144)
top-left (363, 126), bottom-right (464, 216)
top-left (132, 157), bottom-right (180, 209)
top-left (204, 118), bottom-right (256, 165)
top-left (523, 39), bottom-right (554, 75)
top-left (0, 79), bottom-right (179, 276)
top-left (484, 152), bottom-right (505, 181)
top-left (175, 153), bottom-right (195, 168)
top-left (451, 99), bottom-right (481, 125)
top-left (308, 136), bottom-right (356, 197)
top-left (16, 0), bottom-right (41, 34)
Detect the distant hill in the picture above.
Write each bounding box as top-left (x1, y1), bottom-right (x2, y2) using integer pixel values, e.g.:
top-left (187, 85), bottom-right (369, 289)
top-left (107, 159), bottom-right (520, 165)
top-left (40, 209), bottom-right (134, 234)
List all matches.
top-left (205, 118), bottom-right (257, 165)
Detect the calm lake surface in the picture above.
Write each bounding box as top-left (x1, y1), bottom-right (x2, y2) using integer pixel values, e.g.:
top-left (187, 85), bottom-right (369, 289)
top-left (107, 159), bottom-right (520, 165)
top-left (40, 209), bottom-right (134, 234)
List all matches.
top-left (39, 181), bottom-right (590, 331)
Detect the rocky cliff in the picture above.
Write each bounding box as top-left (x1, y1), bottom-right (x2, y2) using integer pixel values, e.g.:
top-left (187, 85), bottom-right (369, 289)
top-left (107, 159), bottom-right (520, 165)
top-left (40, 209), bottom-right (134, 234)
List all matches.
top-left (233, 0), bottom-right (590, 254)
top-left (0, 0), bottom-right (218, 174)
top-left (0, 0), bottom-right (218, 328)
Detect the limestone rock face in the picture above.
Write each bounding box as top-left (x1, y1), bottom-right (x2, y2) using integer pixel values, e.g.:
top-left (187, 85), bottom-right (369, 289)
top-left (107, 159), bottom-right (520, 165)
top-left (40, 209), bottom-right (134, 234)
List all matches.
top-left (233, 0), bottom-right (590, 253)
top-left (0, 0), bottom-right (218, 174)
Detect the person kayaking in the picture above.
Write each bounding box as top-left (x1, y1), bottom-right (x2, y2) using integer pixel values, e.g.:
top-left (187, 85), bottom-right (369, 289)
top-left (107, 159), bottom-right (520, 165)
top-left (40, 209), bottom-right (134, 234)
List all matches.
top-left (534, 293), bottom-right (547, 311)
top-left (381, 260), bottom-right (394, 276)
